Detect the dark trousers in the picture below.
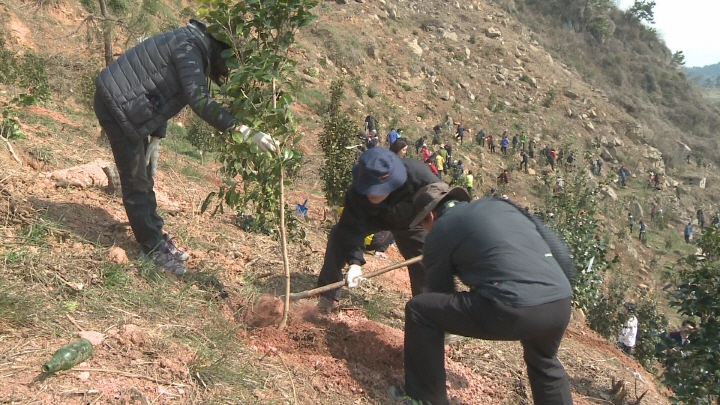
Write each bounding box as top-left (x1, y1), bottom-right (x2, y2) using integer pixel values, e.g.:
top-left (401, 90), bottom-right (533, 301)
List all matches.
top-left (317, 224), bottom-right (427, 301)
top-left (520, 160), bottom-right (528, 172)
top-left (94, 92), bottom-right (164, 254)
top-left (404, 292), bottom-right (573, 405)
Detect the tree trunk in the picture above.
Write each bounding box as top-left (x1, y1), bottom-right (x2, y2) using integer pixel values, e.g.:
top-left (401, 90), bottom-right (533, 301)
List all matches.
top-left (98, 0), bottom-right (113, 66)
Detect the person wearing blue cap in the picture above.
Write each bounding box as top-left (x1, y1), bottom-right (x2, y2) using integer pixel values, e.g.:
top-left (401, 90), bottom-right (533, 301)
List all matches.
top-left (316, 147), bottom-right (441, 312)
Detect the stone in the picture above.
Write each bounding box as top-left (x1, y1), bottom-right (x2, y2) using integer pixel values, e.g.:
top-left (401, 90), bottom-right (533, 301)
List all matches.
top-left (563, 89), bottom-right (579, 99)
top-left (443, 31), bottom-right (459, 41)
top-left (389, 7), bottom-right (397, 19)
top-left (583, 121), bottom-right (595, 132)
top-left (108, 246), bottom-right (129, 264)
top-left (601, 186), bottom-right (617, 201)
top-left (407, 38), bottom-right (423, 56)
top-left (629, 201), bottom-right (643, 219)
top-left (600, 148), bottom-right (614, 161)
top-left (299, 73), bottom-right (319, 84)
top-left (439, 90), bottom-right (451, 100)
top-left (527, 168), bottom-right (536, 175)
top-left (485, 27), bottom-right (502, 38)
top-left (77, 331), bottom-right (106, 346)
top-left (588, 109), bottom-right (597, 118)
top-left (566, 108), bottom-right (573, 117)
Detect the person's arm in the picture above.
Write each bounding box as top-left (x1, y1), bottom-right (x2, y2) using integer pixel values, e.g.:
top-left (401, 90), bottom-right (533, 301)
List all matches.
top-left (336, 189), bottom-right (372, 266)
top-left (423, 226), bottom-right (456, 293)
top-left (171, 40), bottom-right (237, 132)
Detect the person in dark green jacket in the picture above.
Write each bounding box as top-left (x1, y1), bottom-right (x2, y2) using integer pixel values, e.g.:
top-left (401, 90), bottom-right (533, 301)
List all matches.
top-left (389, 183), bottom-right (575, 405)
top-left (94, 19), bottom-right (276, 275)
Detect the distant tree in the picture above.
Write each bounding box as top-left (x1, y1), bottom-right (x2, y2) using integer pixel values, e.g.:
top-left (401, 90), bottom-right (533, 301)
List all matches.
top-left (627, 0), bottom-right (656, 24)
top-left (715, 75), bottom-right (720, 88)
top-left (704, 77), bottom-right (714, 88)
top-left (671, 51), bottom-right (686, 67)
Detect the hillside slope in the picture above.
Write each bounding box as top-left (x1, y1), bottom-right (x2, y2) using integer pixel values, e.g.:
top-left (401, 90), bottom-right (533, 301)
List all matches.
top-left (1, 0), bottom-right (715, 403)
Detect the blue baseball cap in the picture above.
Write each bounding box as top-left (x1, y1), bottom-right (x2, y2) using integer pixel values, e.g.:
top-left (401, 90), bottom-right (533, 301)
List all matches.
top-left (352, 147), bottom-right (407, 196)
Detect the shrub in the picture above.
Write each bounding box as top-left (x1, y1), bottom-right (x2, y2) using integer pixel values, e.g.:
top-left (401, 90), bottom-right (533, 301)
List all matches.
top-left (319, 78), bottom-right (357, 208)
top-left (664, 225), bottom-right (720, 403)
top-left (542, 88), bottom-right (558, 108)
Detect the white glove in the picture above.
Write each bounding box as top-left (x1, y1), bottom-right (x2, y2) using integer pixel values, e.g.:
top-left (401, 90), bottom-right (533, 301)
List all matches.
top-left (346, 264), bottom-right (365, 288)
top-left (237, 125), bottom-right (277, 153)
top-left (145, 136), bottom-right (161, 177)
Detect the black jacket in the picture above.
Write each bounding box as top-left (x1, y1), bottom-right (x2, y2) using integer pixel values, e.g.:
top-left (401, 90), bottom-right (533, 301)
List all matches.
top-left (423, 197), bottom-right (573, 307)
top-left (95, 21), bottom-right (236, 142)
top-left (337, 158), bottom-right (440, 265)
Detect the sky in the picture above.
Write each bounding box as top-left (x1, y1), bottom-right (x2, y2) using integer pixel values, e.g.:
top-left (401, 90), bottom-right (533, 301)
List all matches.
top-left (616, 0), bottom-right (720, 67)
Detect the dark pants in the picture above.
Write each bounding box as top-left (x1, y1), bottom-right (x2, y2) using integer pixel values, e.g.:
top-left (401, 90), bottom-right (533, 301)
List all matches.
top-left (404, 292), bottom-right (573, 405)
top-left (317, 224), bottom-right (427, 301)
top-left (520, 160), bottom-right (528, 172)
top-left (94, 92), bottom-right (164, 254)
top-left (685, 234), bottom-right (691, 243)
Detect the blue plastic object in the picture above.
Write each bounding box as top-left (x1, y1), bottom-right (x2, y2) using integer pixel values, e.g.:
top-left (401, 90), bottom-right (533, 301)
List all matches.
top-left (296, 199), bottom-right (309, 217)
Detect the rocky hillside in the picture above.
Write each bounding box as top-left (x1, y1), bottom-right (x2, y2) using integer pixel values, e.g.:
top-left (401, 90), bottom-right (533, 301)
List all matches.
top-left (0, 0), bottom-right (717, 403)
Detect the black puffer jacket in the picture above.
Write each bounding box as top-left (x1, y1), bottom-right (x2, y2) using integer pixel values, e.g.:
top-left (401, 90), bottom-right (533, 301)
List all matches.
top-left (95, 21), bottom-right (236, 142)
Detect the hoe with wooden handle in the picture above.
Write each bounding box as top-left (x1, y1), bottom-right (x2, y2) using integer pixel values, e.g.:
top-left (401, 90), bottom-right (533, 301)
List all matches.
top-left (288, 255), bottom-right (423, 301)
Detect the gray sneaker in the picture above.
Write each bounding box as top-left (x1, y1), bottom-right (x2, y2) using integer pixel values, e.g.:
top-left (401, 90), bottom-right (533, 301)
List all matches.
top-left (145, 245), bottom-right (187, 276)
top-left (163, 233), bottom-right (190, 261)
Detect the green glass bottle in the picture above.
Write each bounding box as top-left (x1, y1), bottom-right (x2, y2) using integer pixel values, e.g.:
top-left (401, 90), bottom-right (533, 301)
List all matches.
top-left (41, 338), bottom-right (93, 373)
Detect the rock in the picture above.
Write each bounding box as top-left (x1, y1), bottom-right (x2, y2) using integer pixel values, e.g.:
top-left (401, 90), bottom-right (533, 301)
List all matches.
top-left (546, 54), bottom-right (554, 65)
top-left (77, 371), bottom-right (90, 381)
top-left (629, 202), bottom-right (643, 219)
top-left (563, 89), bottom-right (579, 99)
top-left (108, 246), bottom-right (129, 264)
top-left (570, 308), bottom-right (586, 327)
top-left (442, 31), bottom-right (459, 41)
top-left (439, 90), bottom-right (451, 100)
top-left (583, 121), bottom-right (595, 132)
top-left (298, 73), bottom-right (319, 84)
top-left (77, 331), bottom-right (106, 346)
top-left (601, 186), bottom-right (617, 201)
top-left (485, 27), bottom-right (502, 38)
top-left (527, 168), bottom-right (536, 175)
top-left (677, 140), bottom-right (691, 151)
top-left (613, 137), bottom-right (623, 147)
top-left (588, 109), bottom-right (597, 118)
top-left (643, 145), bottom-right (663, 161)
top-left (566, 108), bottom-right (573, 117)
top-left (407, 38), bottom-right (423, 56)
top-left (389, 7), bottom-right (397, 19)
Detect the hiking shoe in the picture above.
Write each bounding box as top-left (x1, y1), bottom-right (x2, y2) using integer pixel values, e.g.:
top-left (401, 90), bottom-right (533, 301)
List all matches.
top-left (317, 296), bottom-right (339, 314)
top-left (388, 386), bottom-right (432, 405)
top-left (163, 233), bottom-right (190, 261)
top-left (143, 246), bottom-right (187, 276)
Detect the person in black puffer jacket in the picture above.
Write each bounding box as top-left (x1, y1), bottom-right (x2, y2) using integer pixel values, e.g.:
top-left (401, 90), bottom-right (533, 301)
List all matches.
top-left (94, 19), bottom-right (276, 276)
